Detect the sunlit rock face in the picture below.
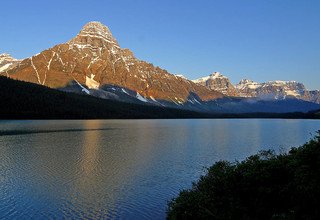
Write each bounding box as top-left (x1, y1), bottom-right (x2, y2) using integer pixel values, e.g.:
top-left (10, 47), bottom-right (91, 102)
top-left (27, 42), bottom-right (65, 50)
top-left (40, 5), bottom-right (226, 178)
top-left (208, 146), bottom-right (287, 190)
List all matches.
top-left (0, 53), bottom-right (21, 76)
top-left (0, 21), bottom-right (223, 103)
top-left (192, 71), bottom-right (320, 104)
top-left (193, 72), bottom-right (239, 97)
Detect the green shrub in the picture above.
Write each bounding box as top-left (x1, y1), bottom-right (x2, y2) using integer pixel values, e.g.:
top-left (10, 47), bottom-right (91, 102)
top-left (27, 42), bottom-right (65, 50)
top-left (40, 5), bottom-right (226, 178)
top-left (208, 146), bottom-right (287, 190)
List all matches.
top-left (168, 131), bottom-right (320, 220)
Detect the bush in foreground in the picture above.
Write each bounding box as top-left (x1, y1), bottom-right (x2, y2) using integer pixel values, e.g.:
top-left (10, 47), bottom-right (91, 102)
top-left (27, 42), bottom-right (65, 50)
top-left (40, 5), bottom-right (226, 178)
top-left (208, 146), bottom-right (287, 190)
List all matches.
top-left (167, 131), bottom-right (320, 220)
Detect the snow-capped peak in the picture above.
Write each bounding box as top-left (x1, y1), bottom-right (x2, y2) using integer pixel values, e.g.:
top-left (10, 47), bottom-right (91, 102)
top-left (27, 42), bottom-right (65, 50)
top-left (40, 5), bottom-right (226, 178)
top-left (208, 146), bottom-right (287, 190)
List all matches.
top-left (68, 21), bottom-right (119, 48)
top-left (192, 72), bottom-right (227, 83)
top-left (236, 79), bottom-right (261, 90)
top-left (209, 72), bottom-right (226, 79)
top-left (175, 74), bottom-right (188, 80)
top-left (0, 53), bottom-right (21, 74)
top-left (192, 72), bottom-right (239, 96)
top-left (238, 79), bottom-right (256, 85)
top-left (80, 21), bottom-right (113, 37)
top-left (238, 79), bottom-right (300, 87)
top-left (0, 53), bottom-right (12, 58)
top-left (0, 53), bottom-right (17, 63)
top-left (235, 78), bottom-right (309, 99)
top-left (265, 80), bottom-right (300, 86)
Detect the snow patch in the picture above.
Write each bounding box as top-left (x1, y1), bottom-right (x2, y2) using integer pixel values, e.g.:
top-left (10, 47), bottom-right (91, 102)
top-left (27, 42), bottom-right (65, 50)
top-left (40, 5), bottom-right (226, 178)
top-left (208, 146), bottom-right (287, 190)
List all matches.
top-left (193, 72), bottom-right (227, 83)
top-left (136, 92), bottom-right (148, 102)
top-left (74, 79), bottom-right (90, 94)
top-left (193, 98), bottom-right (202, 105)
top-left (150, 96), bottom-right (157, 102)
top-left (30, 57), bottom-right (41, 84)
top-left (121, 88), bottom-right (129, 95)
top-left (0, 63), bottom-right (12, 72)
top-left (149, 96), bottom-right (166, 106)
top-left (285, 90), bottom-right (300, 97)
top-left (175, 74), bottom-right (188, 80)
top-left (85, 74), bottom-right (100, 89)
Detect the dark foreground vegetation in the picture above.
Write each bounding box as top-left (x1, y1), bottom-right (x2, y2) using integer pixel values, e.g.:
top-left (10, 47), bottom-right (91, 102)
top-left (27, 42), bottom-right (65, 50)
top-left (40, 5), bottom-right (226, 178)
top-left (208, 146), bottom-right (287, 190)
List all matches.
top-left (0, 76), bottom-right (207, 119)
top-left (0, 76), bottom-right (319, 119)
top-left (168, 131), bottom-right (320, 220)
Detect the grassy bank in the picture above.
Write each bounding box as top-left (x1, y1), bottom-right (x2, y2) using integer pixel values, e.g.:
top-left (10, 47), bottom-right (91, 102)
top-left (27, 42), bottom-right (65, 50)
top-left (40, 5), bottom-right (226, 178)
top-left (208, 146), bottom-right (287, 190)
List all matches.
top-left (168, 131), bottom-right (320, 220)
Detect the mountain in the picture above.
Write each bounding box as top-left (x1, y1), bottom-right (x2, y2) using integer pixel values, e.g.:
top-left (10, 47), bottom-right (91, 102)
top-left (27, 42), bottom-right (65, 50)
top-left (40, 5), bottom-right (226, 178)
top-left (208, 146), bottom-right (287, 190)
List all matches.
top-left (0, 76), bottom-right (318, 119)
top-left (0, 53), bottom-right (20, 76)
top-left (192, 72), bottom-right (239, 96)
top-left (309, 90), bottom-right (320, 104)
top-left (1, 21), bottom-right (319, 114)
top-left (0, 21), bottom-right (223, 108)
top-left (0, 76), bottom-right (213, 119)
top-left (235, 79), bottom-right (320, 104)
top-left (191, 71), bottom-right (320, 104)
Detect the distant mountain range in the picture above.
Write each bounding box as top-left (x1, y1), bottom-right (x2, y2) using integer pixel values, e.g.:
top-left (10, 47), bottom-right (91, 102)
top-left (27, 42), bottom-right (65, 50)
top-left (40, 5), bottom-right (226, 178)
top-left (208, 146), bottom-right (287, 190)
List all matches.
top-left (192, 72), bottom-right (239, 97)
top-left (193, 72), bottom-right (320, 104)
top-left (1, 21), bottom-right (319, 115)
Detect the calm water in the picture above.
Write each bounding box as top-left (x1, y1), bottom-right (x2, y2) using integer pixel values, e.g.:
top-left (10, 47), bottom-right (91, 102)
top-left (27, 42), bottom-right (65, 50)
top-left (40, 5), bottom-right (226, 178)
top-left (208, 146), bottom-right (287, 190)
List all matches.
top-left (0, 119), bottom-right (319, 219)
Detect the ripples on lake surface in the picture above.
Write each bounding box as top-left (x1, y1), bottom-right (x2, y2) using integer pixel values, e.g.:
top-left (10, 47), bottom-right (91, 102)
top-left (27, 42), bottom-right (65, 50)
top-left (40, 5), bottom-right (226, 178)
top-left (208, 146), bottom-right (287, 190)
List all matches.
top-left (0, 119), bottom-right (319, 219)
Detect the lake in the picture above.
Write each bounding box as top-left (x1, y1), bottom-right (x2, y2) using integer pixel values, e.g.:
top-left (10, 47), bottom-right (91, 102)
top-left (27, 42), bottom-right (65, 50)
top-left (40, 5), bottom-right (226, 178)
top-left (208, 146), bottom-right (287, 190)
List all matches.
top-left (0, 119), bottom-right (319, 219)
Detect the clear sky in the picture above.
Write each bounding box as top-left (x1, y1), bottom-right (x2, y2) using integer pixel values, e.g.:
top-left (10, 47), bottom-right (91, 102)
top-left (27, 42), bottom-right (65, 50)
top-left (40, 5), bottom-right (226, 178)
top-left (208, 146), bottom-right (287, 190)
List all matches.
top-left (1, 0), bottom-right (319, 89)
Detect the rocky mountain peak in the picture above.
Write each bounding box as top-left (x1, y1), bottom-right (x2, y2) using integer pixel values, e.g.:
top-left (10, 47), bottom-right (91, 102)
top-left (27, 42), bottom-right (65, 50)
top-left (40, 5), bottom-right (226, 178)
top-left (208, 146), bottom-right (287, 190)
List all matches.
top-left (0, 53), bottom-right (17, 63)
top-left (235, 79), bottom-right (318, 102)
top-left (80, 21), bottom-right (113, 37)
top-left (1, 21), bottom-right (223, 105)
top-left (0, 53), bottom-right (20, 75)
top-left (238, 79), bottom-right (255, 85)
top-left (193, 72), bottom-right (239, 96)
top-left (209, 72), bottom-right (225, 78)
top-left (175, 74), bottom-right (188, 79)
top-left (68, 21), bottom-right (119, 48)
top-left (0, 53), bottom-right (11, 58)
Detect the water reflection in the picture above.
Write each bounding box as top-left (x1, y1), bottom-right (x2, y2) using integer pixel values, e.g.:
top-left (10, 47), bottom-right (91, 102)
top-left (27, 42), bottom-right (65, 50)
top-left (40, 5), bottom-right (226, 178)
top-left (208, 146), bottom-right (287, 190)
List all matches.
top-left (81, 120), bottom-right (101, 176)
top-left (0, 119), bottom-right (319, 219)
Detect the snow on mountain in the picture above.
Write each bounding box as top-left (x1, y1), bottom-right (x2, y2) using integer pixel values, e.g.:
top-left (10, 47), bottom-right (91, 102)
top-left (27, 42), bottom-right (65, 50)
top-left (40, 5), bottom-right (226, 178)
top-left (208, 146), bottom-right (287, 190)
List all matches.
top-left (193, 72), bottom-right (320, 104)
top-left (309, 90), bottom-right (320, 104)
top-left (0, 54), bottom-right (21, 76)
top-left (0, 21), bottom-right (318, 108)
top-left (0, 53), bottom-right (17, 64)
top-left (1, 21), bottom-right (223, 106)
top-left (175, 74), bottom-right (188, 80)
top-left (85, 74), bottom-right (100, 89)
top-left (236, 79), bottom-right (261, 90)
top-left (136, 92), bottom-right (148, 102)
top-left (193, 72), bottom-right (239, 96)
top-left (68, 21), bottom-right (120, 51)
top-left (235, 79), bottom-right (319, 103)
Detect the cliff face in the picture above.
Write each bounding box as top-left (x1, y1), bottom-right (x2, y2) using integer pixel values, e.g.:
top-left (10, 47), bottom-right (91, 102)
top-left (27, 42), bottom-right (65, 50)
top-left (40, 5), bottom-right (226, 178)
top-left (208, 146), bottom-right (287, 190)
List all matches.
top-left (235, 80), bottom-right (320, 104)
top-left (192, 72), bottom-right (320, 104)
top-left (0, 54), bottom-right (21, 76)
top-left (1, 22), bottom-right (223, 104)
top-left (193, 72), bottom-right (239, 97)
top-left (1, 21), bottom-right (318, 106)
top-left (309, 90), bottom-right (320, 104)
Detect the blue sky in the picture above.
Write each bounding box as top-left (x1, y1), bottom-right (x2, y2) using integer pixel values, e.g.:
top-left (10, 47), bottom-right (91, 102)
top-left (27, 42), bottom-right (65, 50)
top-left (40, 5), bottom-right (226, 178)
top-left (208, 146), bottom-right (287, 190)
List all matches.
top-left (1, 0), bottom-right (319, 89)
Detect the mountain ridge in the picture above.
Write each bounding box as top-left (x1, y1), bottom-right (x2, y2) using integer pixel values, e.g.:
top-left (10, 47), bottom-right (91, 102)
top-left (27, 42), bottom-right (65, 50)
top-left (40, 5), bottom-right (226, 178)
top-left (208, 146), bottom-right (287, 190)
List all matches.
top-left (192, 72), bottom-right (239, 97)
top-left (1, 21), bottom-right (319, 113)
top-left (192, 72), bottom-right (320, 104)
top-left (0, 21), bottom-right (223, 107)
top-left (0, 76), bottom-right (318, 119)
